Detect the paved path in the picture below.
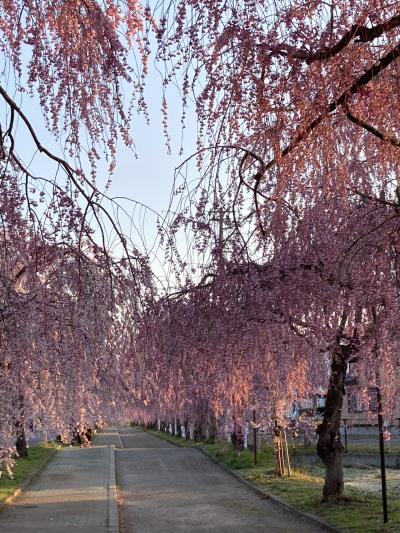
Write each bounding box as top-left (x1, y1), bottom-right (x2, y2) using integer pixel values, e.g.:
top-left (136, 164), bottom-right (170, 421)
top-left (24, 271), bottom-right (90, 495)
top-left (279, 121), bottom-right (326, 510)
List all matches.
top-left (0, 428), bottom-right (330, 532)
top-left (115, 427), bottom-right (327, 533)
top-left (0, 442), bottom-right (113, 532)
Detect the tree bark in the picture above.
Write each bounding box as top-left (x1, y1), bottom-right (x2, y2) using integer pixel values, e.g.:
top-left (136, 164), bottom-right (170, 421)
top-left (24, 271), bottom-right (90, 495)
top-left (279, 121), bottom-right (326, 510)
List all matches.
top-left (193, 417), bottom-right (207, 441)
top-left (176, 418), bottom-right (182, 437)
top-left (15, 393), bottom-right (28, 457)
top-left (184, 415), bottom-right (190, 439)
top-left (208, 412), bottom-right (217, 441)
top-left (15, 426), bottom-right (28, 457)
top-left (317, 349), bottom-right (346, 500)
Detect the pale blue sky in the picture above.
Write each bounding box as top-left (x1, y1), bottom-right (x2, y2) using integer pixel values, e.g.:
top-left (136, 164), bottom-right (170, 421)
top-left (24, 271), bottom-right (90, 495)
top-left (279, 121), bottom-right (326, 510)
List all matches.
top-left (7, 57), bottom-right (199, 284)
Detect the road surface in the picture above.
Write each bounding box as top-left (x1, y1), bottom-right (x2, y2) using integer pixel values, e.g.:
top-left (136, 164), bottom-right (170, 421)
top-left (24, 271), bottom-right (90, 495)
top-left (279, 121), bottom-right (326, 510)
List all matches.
top-left (113, 426), bottom-right (327, 533)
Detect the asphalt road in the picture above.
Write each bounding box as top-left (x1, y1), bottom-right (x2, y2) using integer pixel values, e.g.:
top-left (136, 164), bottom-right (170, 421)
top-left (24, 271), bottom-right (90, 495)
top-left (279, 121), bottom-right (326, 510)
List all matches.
top-left (114, 427), bottom-right (327, 533)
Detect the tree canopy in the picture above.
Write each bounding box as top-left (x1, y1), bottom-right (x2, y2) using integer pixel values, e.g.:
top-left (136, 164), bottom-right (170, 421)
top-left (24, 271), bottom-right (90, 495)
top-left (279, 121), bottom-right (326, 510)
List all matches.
top-left (1, 0), bottom-right (400, 501)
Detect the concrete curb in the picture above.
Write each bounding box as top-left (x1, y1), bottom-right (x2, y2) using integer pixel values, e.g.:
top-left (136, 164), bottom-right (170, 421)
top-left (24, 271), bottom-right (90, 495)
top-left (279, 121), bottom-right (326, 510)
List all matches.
top-left (0, 448), bottom-right (58, 512)
top-left (108, 445), bottom-right (120, 533)
top-left (196, 446), bottom-right (342, 533)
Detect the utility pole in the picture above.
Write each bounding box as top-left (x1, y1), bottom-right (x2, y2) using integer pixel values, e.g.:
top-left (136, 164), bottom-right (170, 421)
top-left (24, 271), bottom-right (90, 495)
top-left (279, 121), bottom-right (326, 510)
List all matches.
top-left (217, 207), bottom-right (225, 267)
top-left (253, 409), bottom-right (257, 466)
top-left (372, 306), bottom-right (388, 524)
top-left (377, 386), bottom-right (388, 523)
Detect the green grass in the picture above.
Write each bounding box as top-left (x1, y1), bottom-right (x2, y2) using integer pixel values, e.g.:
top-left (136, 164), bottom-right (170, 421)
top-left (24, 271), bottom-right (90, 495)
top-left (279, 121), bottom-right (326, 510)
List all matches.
top-left (143, 428), bottom-right (210, 447)
top-left (143, 427), bottom-right (400, 456)
top-left (206, 441), bottom-right (276, 469)
top-left (243, 466), bottom-right (400, 533)
top-left (0, 442), bottom-right (60, 502)
top-left (142, 427), bottom-right (269, 462)
top-left (346, 443), bottom-right (400, 455)
top-left (291, 442), bottom-right (400, 455)
top-left (141, 427), bottom-right (400, 532)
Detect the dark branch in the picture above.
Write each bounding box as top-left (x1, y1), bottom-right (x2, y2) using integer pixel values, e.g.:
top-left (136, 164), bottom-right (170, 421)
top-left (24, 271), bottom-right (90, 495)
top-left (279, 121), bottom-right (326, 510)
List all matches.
top-left (0, 84), bottom-right (146, 301)
top-left (259, 41), bottom-right (400, 179)
top-left (277, 15), bottom-right (400, 63)
top-left (344, 102), bottom-right (400, 147)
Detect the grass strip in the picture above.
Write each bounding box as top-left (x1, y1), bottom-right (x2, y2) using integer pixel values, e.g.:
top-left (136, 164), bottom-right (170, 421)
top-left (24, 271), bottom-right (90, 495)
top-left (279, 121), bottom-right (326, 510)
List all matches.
top-left (242, 466), bottom-right (400, 533)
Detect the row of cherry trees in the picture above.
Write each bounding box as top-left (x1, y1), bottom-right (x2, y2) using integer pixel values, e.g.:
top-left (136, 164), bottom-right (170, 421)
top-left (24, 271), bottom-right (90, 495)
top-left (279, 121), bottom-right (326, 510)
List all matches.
top-left (150, 0), bottom-right (400, 500)
top-left (135, 194), bottom-right (400, 499)
top-left (0, 0), bottom-right (155, 473)
top-left (2, 0), bottom-right (400, 504)
top-left (0, 168), bottom-right (148, 472)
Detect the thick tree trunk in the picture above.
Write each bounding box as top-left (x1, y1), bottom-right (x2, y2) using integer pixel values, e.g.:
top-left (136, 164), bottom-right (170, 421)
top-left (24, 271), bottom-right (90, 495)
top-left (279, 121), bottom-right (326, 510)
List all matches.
top-left (208, 413), bottom-right (217, 441)
top-left (184, 416), bottom-right (190, 439)
top-left (15, 427), bottom-right (28, 457)
top-left (193, 417), bottom-right (206, 441)
top-left (15, 393), bottom-right (28, 457)
top-left (317, 351), bottom-right (346, 501)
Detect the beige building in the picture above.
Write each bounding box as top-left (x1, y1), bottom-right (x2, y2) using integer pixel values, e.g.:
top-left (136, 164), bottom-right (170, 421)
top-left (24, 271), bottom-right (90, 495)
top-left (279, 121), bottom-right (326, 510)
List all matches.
top-left (341, 364), bottom-right (400, 427)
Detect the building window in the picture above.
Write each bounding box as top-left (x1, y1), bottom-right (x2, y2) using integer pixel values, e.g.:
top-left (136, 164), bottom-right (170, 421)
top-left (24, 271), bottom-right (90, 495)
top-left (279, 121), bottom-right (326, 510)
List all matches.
top-left (367, 387), bottom-right (378, 413)
top-left (347, 386), bottom-right (378, 413)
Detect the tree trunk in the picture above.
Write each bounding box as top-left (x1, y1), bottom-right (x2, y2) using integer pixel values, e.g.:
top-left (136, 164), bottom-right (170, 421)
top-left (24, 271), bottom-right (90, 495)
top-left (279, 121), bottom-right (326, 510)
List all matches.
top-left (184, 416), bottom-right (190, 439)
top-left (176, 418), bottom-right (182, 437)
top-left (208, 413), bottom-right (217, 441)
top-left (16, 427), bottom-right (28, 457)
top-left (15, 393), bottom-right (28, 457)
top-left (193, 418), bottom-right (206, 441)
top-left (317, 350), bottom-right (346, 501)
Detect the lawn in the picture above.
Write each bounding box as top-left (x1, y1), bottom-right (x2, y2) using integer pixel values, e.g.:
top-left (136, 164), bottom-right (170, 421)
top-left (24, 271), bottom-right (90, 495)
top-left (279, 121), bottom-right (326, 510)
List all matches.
top-left (0, 442), bottom-right (60, 502)
top-left (242, 465), bottom-right (400, 533)
top-left (143, 428), bottom-right (201, 447)
top-left (142, 427), bottom-right (400, 533)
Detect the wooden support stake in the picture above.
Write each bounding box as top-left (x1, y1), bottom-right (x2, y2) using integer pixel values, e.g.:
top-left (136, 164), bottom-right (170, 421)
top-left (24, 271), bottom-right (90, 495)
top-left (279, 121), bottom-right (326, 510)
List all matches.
top-left (283, 430), bottom-right (291, 476)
